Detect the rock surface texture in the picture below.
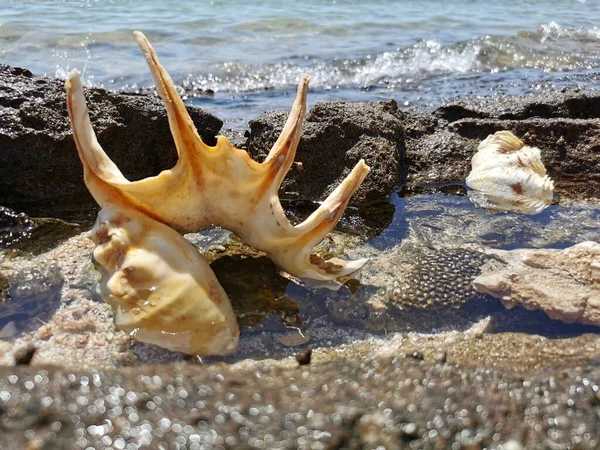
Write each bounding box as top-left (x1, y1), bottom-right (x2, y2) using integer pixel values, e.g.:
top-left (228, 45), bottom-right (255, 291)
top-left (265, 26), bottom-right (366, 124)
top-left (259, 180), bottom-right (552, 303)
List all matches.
top-left (3, 65), bottom-right (600, 218)
top-left (473, 241), bottom-right (600, 326)
top-left (0, 65), bottom-right (222, 218)
top-left (245, 99), bottom-right (405, 205)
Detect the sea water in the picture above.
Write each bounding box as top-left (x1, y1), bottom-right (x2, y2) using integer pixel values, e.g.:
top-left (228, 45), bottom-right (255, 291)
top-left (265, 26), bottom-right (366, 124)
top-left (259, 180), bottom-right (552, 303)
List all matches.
top-left (1, 0), bottom-right (600, 126)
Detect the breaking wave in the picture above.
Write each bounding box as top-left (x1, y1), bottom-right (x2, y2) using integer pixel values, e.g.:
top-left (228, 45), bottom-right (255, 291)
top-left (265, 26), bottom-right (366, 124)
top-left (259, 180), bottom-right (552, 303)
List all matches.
top-left (171, 22), bottom-right (600, 96)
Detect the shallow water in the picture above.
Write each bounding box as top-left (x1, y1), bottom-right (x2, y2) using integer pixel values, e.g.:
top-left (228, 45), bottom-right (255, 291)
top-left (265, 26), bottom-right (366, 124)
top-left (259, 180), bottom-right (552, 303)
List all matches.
top-left (2, 0), bottom-right (600, 126)
top-left (2, 190), bottom-right (599, 365)
top-left (1, 1), bottom-right (600, 367)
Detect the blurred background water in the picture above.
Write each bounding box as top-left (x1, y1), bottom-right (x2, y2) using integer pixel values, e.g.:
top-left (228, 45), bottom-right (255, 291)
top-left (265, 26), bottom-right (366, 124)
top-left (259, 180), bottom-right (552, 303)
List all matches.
top-left (2, 0), bottom-right (600, 127)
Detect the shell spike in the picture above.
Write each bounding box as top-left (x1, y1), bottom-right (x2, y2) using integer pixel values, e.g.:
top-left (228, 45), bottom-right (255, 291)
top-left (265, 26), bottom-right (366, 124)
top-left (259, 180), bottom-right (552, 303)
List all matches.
top-left (134, 30), bottom-right (211, 163)
top-left (263, 75), bottom-right (310, 189)
top-left (65, 70), bottom-right (130, 204)
top-left (271, 159), bottom-right (370, 280)
top-left (295, 160), bottom-right (370, 238)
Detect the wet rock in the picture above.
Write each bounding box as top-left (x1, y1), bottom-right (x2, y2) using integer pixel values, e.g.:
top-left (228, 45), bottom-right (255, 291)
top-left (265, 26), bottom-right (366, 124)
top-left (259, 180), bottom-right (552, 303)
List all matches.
top-left (405, 89), bottom-right (600, 201)
top-left (0, 212), bottom-right (83, 256)
top-left (246, 99), bottom-right (405, 205)
top-left (473, 241), bottom-right (600, 326)
top-left (326, 244), bottom-right (503, 333)
top-left (246, 89), bottom-right (600, 208)
top-left (283, 198), bottom-right (396, 241)
top-left (0, 206), bottom-right (35, 249)
top-left (0, 64), bottom-right (223, 219)
top-left (0, 265), bottom-right (63, 328)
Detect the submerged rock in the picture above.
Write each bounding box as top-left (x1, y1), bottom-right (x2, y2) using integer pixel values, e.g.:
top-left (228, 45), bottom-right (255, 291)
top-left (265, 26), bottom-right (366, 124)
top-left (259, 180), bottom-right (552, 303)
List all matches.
top-left (246, 99), bottom-right (405, 205)
top-left (473, 241), bottom-right (600, 326)
top-left (0, 205), bottom-right (83, 255)
top-left (0, 264), bottom-right (63, 330)
top-left (328, 244), bottom-right (502, 333)
top-left (0, 206), bottom-right (35, 249)
top-left (0, 64), bottom-right (222, 218)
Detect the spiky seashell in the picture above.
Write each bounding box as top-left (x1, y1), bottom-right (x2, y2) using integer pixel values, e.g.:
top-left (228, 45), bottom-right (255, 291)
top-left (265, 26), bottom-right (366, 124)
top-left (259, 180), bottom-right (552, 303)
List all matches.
top-left (91, 204), bottom-right (239, 355)
top-left (65, 32), bottom-right (370, 354)
top-left (466, 131), bottom-right (554, 214)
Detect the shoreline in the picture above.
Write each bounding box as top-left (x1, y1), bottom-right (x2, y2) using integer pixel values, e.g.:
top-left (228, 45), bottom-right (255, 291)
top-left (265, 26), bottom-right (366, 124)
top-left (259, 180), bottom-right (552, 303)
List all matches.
top-left (2, 64), bottom-right (600, 220)
top-left (1, 64), bottom-right (600, 448)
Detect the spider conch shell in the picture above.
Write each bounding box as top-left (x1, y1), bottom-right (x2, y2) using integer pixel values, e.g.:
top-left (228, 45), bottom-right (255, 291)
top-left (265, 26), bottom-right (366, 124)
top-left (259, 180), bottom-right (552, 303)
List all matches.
top-left (64, 31), bottom-right (370, 354)
top-left (92, 204), bottom-right (239, 355)
top-left (465, 131), bottom-right (554, 214)
top-left (66, 31), bottom-right (370, 281)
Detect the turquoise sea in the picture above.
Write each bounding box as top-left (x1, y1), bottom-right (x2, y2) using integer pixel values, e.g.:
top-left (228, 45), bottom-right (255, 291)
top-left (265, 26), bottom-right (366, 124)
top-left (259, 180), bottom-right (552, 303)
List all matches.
top-left (2, 0), bottom-right (600, 126)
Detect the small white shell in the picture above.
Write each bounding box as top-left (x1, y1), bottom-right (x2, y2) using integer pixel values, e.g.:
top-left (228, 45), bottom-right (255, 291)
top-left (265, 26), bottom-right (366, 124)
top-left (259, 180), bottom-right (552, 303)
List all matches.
top-left (466, 131), bottom-right (554, 214)
top-left (91, 204), bottom-right (239, 355)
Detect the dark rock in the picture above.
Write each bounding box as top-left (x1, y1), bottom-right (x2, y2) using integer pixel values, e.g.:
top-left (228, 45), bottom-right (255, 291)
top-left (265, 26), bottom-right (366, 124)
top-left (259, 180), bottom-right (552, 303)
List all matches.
top-left (0, 273), bottom-right (8, 303)
top-left (0, 205), bottom-right (83, 255)
top-left (295, 348), bottom-right (312, 365)
top-left (5, 217), bottom-right (83, 256)
top-left (246, 99), bottom-right (405, 205)
top-left (4, 65), bottom-right (600, 221)
top-left (210, 255), bottom-right (301, 329)
top-left (0, 64), bottom-right (223, 219)
top-left (405, 90), bottom-right (600, 201)
top-left (246, 88), bottom-right (600, 206)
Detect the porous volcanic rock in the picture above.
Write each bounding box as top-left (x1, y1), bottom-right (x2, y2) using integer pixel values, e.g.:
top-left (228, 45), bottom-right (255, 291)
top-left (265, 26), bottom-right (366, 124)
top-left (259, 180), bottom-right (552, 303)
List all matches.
top-left (245, 99), bottom-right (405, 205)
top-left (0, 65), bottom-right (222, 218)
top-left (473, 241), bottom-right (600, 326)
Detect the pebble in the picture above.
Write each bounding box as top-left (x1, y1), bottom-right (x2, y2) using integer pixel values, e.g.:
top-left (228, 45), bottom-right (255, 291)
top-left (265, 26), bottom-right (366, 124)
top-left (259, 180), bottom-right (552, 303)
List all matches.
top-left (295, 348), bottom-right (312, 366)
top-left (14, 343), bottom-right (36, 365)
top-left (407, 349), bottom-right (424, 360)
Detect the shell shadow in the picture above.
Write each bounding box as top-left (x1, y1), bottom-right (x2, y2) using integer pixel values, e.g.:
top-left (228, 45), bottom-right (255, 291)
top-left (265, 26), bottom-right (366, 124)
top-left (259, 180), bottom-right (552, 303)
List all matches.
top-left (486, 306), bottom-right (600, 338)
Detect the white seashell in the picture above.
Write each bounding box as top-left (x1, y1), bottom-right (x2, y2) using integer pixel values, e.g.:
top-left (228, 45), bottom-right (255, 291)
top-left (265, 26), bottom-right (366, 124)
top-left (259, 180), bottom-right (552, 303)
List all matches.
top-left (64, 32), bottom-right (370, 355)
top-left (91, 204), bottom-right (239, 355)
top-left (466, 131), bottom-right (554, 214)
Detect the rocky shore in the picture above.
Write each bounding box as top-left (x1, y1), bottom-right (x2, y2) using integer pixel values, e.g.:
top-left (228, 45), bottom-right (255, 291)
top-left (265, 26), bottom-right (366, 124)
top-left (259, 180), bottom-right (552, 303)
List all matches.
top-left (1, 65), bottom-right (600, 448)
top-left (2, 65), bottom-right (600, 218)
